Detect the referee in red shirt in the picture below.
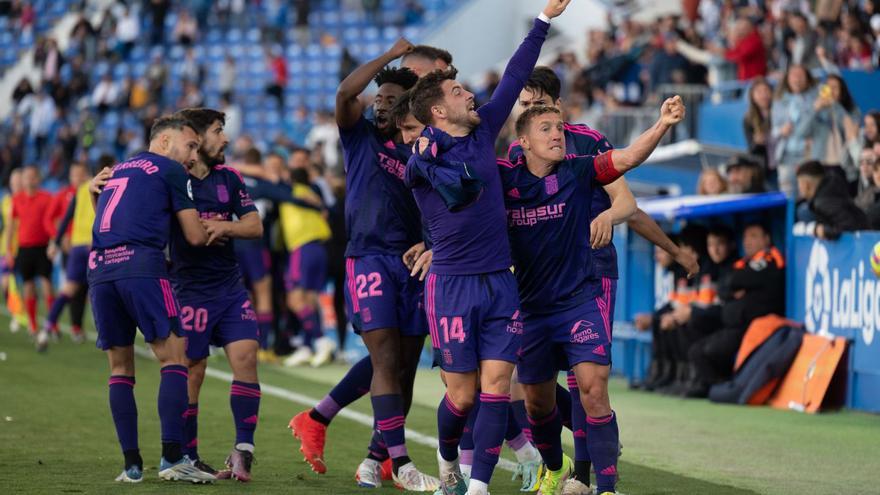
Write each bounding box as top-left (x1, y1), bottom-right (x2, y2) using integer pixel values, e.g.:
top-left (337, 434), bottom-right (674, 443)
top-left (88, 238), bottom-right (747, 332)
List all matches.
top-left (3, 166), bottom-right (55, 346)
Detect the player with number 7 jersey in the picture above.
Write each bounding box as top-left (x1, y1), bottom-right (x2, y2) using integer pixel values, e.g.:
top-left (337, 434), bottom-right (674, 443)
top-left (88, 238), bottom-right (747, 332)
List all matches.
top-left (88, 115), bottom-right (217, 484)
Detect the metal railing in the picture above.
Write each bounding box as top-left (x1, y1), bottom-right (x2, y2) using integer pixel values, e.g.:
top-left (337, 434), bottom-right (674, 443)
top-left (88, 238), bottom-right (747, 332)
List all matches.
top-left (594, 84), bottom-right (709, 147)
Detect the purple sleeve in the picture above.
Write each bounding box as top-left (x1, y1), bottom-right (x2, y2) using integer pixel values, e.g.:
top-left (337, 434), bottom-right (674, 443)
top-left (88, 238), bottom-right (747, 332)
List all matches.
top-left (229, 171), bottom-right (258, 217)
top-left (477, 18), bottom-right (550, 138)
top-left (164, 165), bottom-right (196, 212)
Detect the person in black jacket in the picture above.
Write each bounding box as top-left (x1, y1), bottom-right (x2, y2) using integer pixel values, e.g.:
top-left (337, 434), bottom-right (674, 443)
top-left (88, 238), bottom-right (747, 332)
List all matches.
top-left (795, 160), bottom-right (867, 239)
top-left (686, 223), bottom-right (785, 397)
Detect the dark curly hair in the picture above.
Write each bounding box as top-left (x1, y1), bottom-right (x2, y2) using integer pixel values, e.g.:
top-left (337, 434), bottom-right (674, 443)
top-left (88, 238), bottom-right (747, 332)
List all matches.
top-left (409, 66), bottom-right (459, 125)
top-left (374, 66), bottom-right (418, 91)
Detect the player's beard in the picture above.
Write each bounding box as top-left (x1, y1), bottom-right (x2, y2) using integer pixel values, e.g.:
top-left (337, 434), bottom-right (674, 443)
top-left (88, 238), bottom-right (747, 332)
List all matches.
top-left (201, 148), bottom-right (225, 167)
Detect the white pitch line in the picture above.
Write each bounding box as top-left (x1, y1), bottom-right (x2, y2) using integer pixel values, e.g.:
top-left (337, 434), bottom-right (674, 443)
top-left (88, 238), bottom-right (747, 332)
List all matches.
top-left (19, 311), bottom-right (517, 473)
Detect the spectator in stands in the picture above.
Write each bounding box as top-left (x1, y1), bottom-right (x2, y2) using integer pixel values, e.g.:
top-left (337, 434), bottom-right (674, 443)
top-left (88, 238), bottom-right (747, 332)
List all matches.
top-left (219, 54), bottom-right (236, 102)
top-left (221, 94), bottom-right (242, 143)
top-left (294, 0), bottom-right (311, 46)
top-left (771, 64), bottom-right (818, 195)
top-left (180, 47), bottom-right (204, 86)
top-left (787, 11), bottom-right (820, 68)
top-left (66, 56), bottom-right (90, 103)
top-left (687, 222), bottom-right (785, 396)
top-left (710, 16), bottom-right (767, 80)
top-left (91, 73), bottom-right (119, 115)
top-left (264, 46), bottom-right (287, 111)
top-left (726, 156), bottom-right (766, 193)
top-left (147, 0), bottom-right (170, 46)
top-left (27, 88), bottom-right (56, 161)
top-left (649, 31), bottom-right (692, 91)
top-left (863, 111), bottom-right (880, 148)
top-left (363, 0), bottom-right (381, 26)
top-left (305, 111), bottom-right (340, 170)
top-left (177, 80), bottom-right (204, 108)
top-left (114, 5), bottom-right (139, 60)
top-left (743, 78), bottom-right (772, 166)
top-left (69, 16), bottom-right (97, 62)
top-left (173, 9), bottom-right (198, 46)
top-left (403, 0), bottom-right (425, 26)
top-left (795, 160), bottom-right (867, 240)
top-left (798, 74), bottom-right (862, 182)
top-left (856, 148), bottom-right (879, 208)
top-left (697, 167), bottom-right (728, 195)
top-left (864, 160), bottom-right (880, 230)
top-left (11, 78), bottom-right (34, 110)
top-left (146, 52), bottom-right (167, 104)
top-left (284, 107), bottom-right (311, 148)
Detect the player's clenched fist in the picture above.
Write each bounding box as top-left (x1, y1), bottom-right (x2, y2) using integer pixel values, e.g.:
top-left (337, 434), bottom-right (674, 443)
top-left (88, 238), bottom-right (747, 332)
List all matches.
top-left (542, 0), bottom-right (572, 18)
top-left (660, 95), bottom-right (686, 127)
top-left (388, 37), bottom-right (415, 59)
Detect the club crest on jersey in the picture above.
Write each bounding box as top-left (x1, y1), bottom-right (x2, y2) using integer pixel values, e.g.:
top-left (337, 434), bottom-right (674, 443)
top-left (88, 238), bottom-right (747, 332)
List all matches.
top-left (545, 175), bottom-right (559, 195)
top-left (216, 184), bottom-right (229, 203)
top-left (186, 179), bottom-right (194, 200)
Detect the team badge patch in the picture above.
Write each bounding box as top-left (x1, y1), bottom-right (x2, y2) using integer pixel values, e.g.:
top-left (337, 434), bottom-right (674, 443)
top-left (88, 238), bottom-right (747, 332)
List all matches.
top-left (216, 184), bottom-right (229, 203)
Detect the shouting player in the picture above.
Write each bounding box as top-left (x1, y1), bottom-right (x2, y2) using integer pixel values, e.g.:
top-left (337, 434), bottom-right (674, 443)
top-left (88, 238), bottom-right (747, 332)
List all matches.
top-left (88, 115), bottom-right (214, 483)
top-left (509, 66), bottom-right (698, 495)
top-left (503, 99), bottom-right (686, 495)
top-left (172, 107), bottom-right (264, 481)
top-left (405, 2), bottom-right (571, 493)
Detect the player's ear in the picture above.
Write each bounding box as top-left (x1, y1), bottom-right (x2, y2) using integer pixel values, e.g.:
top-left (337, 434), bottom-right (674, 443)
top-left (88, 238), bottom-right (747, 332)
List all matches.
top-left (519, 135), bottom-right (530, 151)
top-left (554, 98), bottom-right (563, 110)
top-left (431, 104), bottom-right (445, 120)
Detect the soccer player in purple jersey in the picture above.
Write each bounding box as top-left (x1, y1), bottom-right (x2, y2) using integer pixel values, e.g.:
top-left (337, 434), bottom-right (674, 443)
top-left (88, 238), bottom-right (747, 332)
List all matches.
top-left (170, 108), bottom-right (264, 482)
top-left (509, 66), bottom-right (698, 495)
top-left (87, 115), bottom-right (215, 484)
top-left (500, 98), bottom-right (685, 495)
top-left (289, 39), bottom-right (439, 492)
top-left (405, 2), bottom-right (571, 493)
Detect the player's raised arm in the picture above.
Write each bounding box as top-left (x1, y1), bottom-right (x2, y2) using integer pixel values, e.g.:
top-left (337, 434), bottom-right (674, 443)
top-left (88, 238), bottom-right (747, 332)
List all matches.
top-left (477, 0), bottom-right (570, 136)
top-left (608, 95), bottom-right (685, 174)
top-left (336, 37), bottom-right (414, 129)
top-left (627, 209), bottom-right (700, 278)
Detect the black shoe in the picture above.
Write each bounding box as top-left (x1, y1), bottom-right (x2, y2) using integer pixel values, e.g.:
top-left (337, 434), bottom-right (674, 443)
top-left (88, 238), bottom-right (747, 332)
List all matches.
top-left (193, 459), bottom-right (219, 475)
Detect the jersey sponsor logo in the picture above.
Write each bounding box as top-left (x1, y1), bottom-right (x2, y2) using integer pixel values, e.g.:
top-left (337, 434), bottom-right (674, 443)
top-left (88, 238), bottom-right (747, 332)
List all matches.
top-left (113, 158), bottom-right (158, 175)
top-left (198, 211), bottom-right (231, 220)
top-left (570, 320), bottom-right (600, 344)
top-left (507, 203), bottom-right (566, 227)
top-left (507, 311), bottom-right (523, 335)
top-left (216, 184), bottom-right (229, 203)
top-left (377, 152), bottom-right (406, 180)
top-left (239, 189), bottom-right (254, 207)
top-left (90, 245), bottom-right (135, 267)
top-left (241, 300), bottom-right (257, 321)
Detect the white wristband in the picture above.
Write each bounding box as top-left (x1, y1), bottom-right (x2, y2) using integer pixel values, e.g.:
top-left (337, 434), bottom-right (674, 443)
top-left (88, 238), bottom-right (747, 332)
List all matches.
top-left (538, 12), bottom-right (551, 24)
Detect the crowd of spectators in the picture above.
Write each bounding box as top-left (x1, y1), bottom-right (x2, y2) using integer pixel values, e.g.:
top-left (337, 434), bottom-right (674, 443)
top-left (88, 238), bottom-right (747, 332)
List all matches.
top-left (0, 0), bottom-right (430, 185)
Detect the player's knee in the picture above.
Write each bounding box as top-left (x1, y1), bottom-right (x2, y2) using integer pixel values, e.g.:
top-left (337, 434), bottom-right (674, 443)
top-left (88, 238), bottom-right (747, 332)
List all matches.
top-left (188, 362), bottom-right (207, 387)
top-left (480, 371), bottom-right (511, 396)
top-left (446, 387), bottom-right (475, 412)
top-left (579, 383), bottom-right (611, 417)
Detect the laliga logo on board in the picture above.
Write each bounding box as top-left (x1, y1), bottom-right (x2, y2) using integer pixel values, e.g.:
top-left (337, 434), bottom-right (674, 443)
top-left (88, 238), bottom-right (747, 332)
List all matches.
top-left (804, 239), bottom-right (880, 346)
top-left (804, 241), bottom-right (831, 335)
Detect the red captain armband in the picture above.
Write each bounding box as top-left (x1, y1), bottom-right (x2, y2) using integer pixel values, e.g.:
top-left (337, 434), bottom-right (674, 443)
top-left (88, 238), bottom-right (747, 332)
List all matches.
top-left (594, 152), bottom-right (621, 184)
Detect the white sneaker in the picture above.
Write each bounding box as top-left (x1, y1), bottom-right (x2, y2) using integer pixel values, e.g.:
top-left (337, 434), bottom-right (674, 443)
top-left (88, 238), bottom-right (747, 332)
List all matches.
top-left (393, 461), bottom-right (441, 492)
top-left (158, 455), bottom-right (216, 483)
top-left (284, 346), bottom-right (313, 367)
top-left (310, 337), bottom-right (337, 367)
top-left (561, 478), bottom-right (594, 495)
top-left (436, 450), bottom-right (468, 495)
top-left (355, 458), bottom-right (383, 488)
